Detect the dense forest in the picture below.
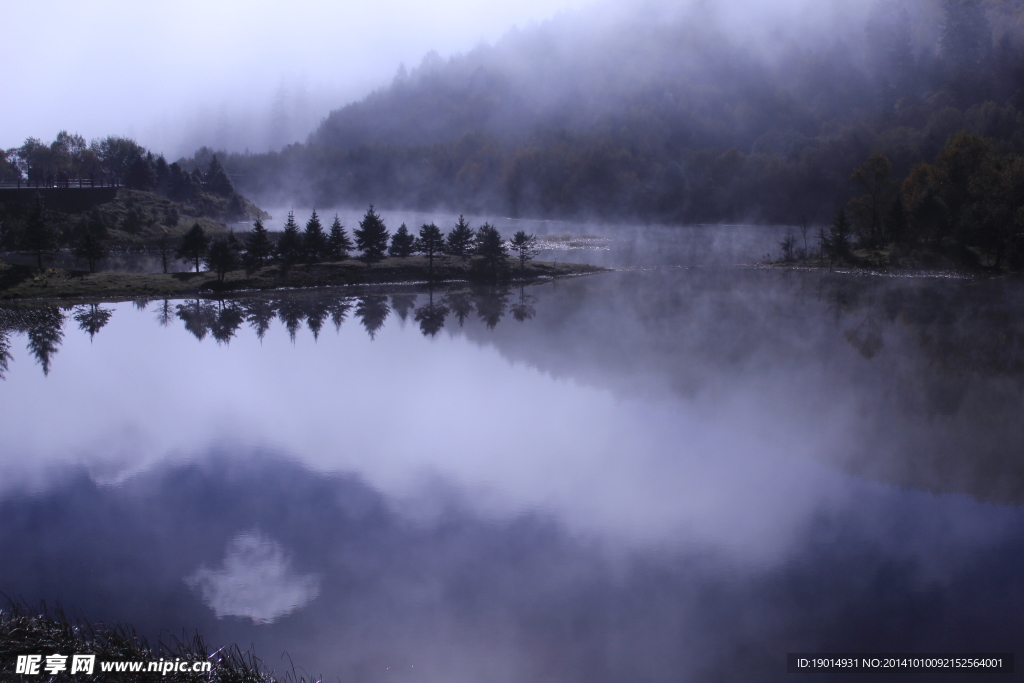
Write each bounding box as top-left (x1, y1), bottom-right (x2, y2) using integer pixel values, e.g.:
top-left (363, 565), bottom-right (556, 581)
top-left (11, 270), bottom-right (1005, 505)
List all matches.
top-left (178, 0), bottom-right (1024, 234)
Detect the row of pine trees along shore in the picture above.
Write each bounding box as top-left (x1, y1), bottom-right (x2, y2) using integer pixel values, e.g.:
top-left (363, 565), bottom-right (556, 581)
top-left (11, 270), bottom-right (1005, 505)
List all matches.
top-left (175, 206), bottom-right (541, 282)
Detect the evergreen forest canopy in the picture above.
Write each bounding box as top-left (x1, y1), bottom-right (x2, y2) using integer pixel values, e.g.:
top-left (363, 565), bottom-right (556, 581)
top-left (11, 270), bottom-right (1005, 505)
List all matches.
top-left (192, 0), bottom-right (1024, 235)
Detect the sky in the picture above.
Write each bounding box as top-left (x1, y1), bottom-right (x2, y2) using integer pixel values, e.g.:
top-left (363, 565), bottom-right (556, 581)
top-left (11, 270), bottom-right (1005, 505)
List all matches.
top-left (3, 0), bottom-right (590, 158)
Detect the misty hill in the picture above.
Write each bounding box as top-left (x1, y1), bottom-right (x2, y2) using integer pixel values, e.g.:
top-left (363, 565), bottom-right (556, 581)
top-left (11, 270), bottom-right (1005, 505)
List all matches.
top-left (214, 0), bottom-right (1024, 225)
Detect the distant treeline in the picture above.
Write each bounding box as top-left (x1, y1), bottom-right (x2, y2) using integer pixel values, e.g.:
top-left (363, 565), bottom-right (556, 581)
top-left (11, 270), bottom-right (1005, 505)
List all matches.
top-left (182, 0), bottom-right (1024, 229)
top-left (175, 206), bottom-right (539, 281)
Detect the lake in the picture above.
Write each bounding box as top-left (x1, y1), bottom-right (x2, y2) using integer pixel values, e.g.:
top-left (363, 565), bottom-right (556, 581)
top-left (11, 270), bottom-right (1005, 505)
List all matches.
top-left (1, 237), bottom-right (1022, 681)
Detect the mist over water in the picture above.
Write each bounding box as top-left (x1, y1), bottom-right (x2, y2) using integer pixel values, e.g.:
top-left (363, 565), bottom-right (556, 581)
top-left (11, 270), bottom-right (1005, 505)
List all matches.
top-left (1, 261), bottom-right (1022, 681)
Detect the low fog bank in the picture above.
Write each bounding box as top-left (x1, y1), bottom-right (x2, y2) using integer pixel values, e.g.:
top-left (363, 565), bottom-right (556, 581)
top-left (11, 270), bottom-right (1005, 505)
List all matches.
top-left (182, 0), bottom-right (1024, 226)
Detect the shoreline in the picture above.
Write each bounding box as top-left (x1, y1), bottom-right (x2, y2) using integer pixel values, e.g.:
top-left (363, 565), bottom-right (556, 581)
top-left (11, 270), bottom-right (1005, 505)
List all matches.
top-left (0, 256), bottom-right (608, 302)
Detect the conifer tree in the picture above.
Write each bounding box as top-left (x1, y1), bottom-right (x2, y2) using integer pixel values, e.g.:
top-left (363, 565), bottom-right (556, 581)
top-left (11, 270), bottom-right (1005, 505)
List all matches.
top-left (327, 214), bottom-right (353, 260)
top-left (446, 215), bottom-right (475, 258)
top-left (304, 209), bottom-right (327, 262)
top-left (277, 210), bottom-right (302, 266)
top-left (475, 223), bottom-right (508, 275)
top-left (206, 154), bottom-right (234, 196)
top-left (388, 223), bottom-right (416, 257)
top-left (828, 208), bottom-right (852, 259)
top-left (416, 222), bottom-right (445, 279)
top-left (509, 230), bottom-right (539, 271)
top-left (176, 222), bottom-right (209, 273)
top-left (354, 205), bottom-right (389, 263)
top-left (245, 217), bottom-right (273, 268)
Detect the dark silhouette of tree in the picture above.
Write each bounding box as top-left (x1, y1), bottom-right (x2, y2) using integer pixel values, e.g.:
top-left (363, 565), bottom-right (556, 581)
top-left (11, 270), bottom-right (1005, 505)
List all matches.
top-left (323, 298), bottom-right (349, 333)
top-left (0, 330), bottom-right (11, 380)
top-left (416, 222), bottom-right (445, 279)
top-left (827, 208), bottom-right (853, 260)
top-left (355, 295), bottom-right (390, 338)
top-left (414, 289), bottom-right (448, 337)
top-left (277, 211), bottom-right (303, 267)
top-left (446, 215), bottom-right (474, 258)
top-left (211, 300), bottom-right (245, 344)
top-left (849, 153), bottom-right (894, 246)
top-left (206, 155), bottom-right (234, 196)
top-left (473, 287), bottom-right (509, 329)
top-left (277, 298), bottom-right (306, 342)
top-left (176, 299), bottom-right (218, 340)
top-left (354, 205), bottom-right (389, 263)
top-left (132, 298), bottom-right (150, 311)
top-left (157, 230), bottom-right (173, 274)
top-left (22, 193), bottom-right (58, 270)
top-left (389, 223), bottom-right (416, 257)
top-left (26, 307), bottom-right (64, 375)
top-left (154, 299), bottom-right (174, 327)
top-left (206, 235), bottom-right (240, 283)
top-left (305, 300), bottom-right (329, 340)
top-left (327, 215), bottom-right (353, 260)
top-left (73, 304), bottom-right (112, 341)
top-left (390, 293), bottom-right (416, 321)
top-left (508, 230), bottom-right (539, 271)
top-left (303, 209), bottom-right (327, 263)
top-left (474, 223), bottom-right (508, 276)
top-left (176, 223), bottom-right (209, 273)
top-left (122, 206), bottom-right (144, 235)
top-left (510, 285), bottom-right (537, 322)
top-left (125, 153), bottom-right (155, 190)
top-left (163, 206), bottom-right (180, 227)
top-left (778, 231), bottom-right (797, 261)
top-left (442, 290), bottom-right (474, 326)
top-left (72, 210), bottom-right (108, 272)
top-left (246, 217), bottom-right (273, 268)
top-left (245, 298), bottom-right (277, 341)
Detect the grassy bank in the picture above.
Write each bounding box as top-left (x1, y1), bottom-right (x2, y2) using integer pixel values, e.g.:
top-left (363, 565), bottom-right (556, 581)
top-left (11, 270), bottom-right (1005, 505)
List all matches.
top-left (0, 256), bottom-right (606, 301)
top-left (0, 601), bottom-right (314, 682)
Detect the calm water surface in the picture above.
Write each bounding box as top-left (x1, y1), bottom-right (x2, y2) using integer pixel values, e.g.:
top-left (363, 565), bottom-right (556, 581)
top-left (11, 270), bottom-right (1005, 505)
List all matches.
top-left (1, 262), bottom-right (1022, 681)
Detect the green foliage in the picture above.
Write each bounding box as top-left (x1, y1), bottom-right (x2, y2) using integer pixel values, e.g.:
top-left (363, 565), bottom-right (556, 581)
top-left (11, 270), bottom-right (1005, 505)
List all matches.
top-left (327, 215), bottom-right (353, 260)
top-left (354, 205), bottom-right (389, 262)
top-left (508, 230), bottom-right (539, 270)
top-left (303, 209), bottom-right (327, 262)
top-left (446, 215), bottom-right (474, 257)
top-left (388, 223), bottom-right (415, 257)
top-left (176, 222), bottom-right (209, 273)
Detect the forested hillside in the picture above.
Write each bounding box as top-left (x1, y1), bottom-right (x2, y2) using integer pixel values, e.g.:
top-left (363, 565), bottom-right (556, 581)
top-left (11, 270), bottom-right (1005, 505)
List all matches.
top-left (205, 0), bottom-right (1024, 227)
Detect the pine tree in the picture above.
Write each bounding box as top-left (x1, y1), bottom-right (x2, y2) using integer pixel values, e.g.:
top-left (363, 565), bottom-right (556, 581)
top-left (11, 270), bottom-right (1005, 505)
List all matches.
top-left (416, 222), bottom-right (445, 279)
top-left (475, 223), bottom-right (508, 275)
top-left (304, 209), bottom-right (327, 262)
top-left (388, 223), bottom-right (416, 257)
top-left (508, 230), bottom-right (539, 271)
top-left (206, 154), bottom-right (234, 196)
top-left (277, 211), bottom-right (302, 266)
top-left (354, 205), bottom-right (389, 263)
top-left (206, 235), bottom-right (240, 283)
top-left (327, 214), bottom-right (353, 260)
top-left (245, 217), bottom-right (273, 268)
top-left (446, 215), bottom-right (475, 258)
top-left (176, 222), bottom-right (209, 273)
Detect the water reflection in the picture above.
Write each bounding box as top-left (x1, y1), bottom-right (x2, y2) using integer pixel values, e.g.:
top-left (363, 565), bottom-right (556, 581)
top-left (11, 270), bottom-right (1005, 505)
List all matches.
top-left (2, 269), bottom-right (1024, 681)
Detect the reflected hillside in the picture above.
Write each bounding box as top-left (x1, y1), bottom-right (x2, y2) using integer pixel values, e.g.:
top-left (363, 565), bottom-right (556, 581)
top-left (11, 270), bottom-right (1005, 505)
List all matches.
top-left (2, 272), bottom-right (1023, 504)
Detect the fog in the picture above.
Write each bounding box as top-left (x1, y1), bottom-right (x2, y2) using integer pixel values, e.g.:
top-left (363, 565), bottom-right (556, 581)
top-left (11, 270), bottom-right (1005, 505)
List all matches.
top-left (2, 0), bottom-right (589, 156)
